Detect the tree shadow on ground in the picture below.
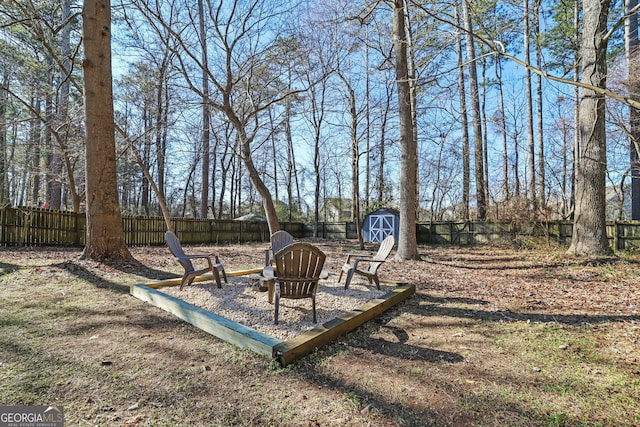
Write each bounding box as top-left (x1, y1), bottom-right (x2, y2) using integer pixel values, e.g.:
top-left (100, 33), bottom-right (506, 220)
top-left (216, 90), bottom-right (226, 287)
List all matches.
top-left (287, 305), bottom-right (540, 426)
top-left (353, 322), bottom-right (464, 363)
top-left (293, 359), bottom-right (557, 427)
top-left (101, 258), bottom-right (177, 281)
top-left (421, 253), bottom-right (640, 271)
top-left (50, 260), bottom-right (175, 295)
top-left (407, 292), bottom-right (640, 325)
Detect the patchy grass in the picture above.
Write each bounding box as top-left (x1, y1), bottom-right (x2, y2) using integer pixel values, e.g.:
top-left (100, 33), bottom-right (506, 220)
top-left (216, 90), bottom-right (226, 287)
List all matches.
top-left (0, 241), bottom-right (639, 426)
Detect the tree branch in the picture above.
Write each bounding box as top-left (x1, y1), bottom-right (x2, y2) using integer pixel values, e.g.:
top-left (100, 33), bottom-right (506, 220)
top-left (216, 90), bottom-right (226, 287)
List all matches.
top-left (409, 0), bottom-right (640, 110)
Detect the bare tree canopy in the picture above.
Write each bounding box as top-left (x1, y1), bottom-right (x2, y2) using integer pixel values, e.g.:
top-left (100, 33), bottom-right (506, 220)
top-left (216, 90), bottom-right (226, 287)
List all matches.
top-left (1, 0), bottom-right (640, 258)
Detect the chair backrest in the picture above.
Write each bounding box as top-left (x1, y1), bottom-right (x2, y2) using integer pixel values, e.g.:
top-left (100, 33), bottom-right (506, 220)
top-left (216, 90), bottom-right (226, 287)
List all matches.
top-left (368, 235), bottom-right (395, 273)
top-left (165, 230), bottom-right (194, 271)
top-left (270, 230), bottom-right (294, 254)
top-left (273, 242), bottom-right (326, 298)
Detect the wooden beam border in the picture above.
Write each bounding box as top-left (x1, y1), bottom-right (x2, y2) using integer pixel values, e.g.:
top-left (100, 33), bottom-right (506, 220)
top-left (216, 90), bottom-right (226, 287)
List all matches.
top-left (130, 274), bottom-right (415, 366)
top-left (274, 283), bottom-right (415, 366)
top-left (141, 268), bottom-right (264, 289)
top-left (130, 280), bottom-right (282, 356)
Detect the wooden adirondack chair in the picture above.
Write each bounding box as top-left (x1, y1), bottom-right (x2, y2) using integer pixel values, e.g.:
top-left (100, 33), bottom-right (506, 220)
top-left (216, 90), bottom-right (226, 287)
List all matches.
top-left (264, 230), bottom-right (294, 266)
top-left (164, 230), bottom-right (227, 291)
top-left (262, 242), bottom-right (326, 325)
top-left (338, 235), bottom-right (395, 290)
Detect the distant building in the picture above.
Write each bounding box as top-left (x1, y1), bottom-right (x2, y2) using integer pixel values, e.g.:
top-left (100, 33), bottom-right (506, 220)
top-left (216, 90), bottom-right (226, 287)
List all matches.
top-left (321, 198), bottom-right (351, 222)
top-left (605, 184), bottom-right (631, 220)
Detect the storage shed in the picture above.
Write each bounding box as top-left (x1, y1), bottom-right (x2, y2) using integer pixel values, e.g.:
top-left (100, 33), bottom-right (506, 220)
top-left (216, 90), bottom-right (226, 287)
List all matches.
top-left (362, 208), bottom-right (399, 243)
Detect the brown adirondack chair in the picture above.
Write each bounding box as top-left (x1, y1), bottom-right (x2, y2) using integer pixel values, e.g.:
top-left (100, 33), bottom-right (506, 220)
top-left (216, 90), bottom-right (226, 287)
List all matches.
top-left (164, 230), bottom-right (227, 291)
top-left (262, 242), bottom-right (326, 325)
top-left (338, 235), bottom-right (395, 290)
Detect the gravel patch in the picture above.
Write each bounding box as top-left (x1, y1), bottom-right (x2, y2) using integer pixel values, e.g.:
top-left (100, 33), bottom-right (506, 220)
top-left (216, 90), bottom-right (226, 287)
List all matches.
top-left (160, 275), bottom-right (394, 340)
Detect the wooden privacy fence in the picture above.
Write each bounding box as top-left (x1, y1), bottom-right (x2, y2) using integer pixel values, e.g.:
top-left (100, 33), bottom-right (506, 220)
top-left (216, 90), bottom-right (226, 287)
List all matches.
top-left (0, 206), bottom-right (83, 246)
top-left (0, 206), bottom-right (303, 247)
top-left (417, 220), bottom-right (640, 250)
top-left (3, 206), bottom-right (640, 250)
top-left (313, 219), bottom-right (640, 250)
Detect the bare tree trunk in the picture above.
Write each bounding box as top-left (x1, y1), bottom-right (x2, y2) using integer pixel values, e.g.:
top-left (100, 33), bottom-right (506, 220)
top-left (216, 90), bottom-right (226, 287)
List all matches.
top-left (285, 100), bottom-right (294, 220)
top-left (562, 115), bottom-right (570, 218)
top-left (571, 0), bottom-right (581, 219)
top-left (142, 112), bottom-right (151, 215)
top-left (19, 131), bottom-right (29, 206)
top-left (44, 56), bottom-right (58, 209)
top-left (455, 2), bottom-right (470, 221)
top-left (524, 0), bottom-right (537, 213)
top-left (481, 60), bottom-right (490, 210)
top-left (337, 73), bottom-right (363, 249)
top-left (284, 96), bottom-right (301, 221)
top-left (496, 57), bottom-right (509, 201)
top-left (198, 0), bottom-right (210, 219)
top-left (81, 0), bottom-right (132, 261)
top-left (404, 0), bottom-right (419, 219)
top-left (158, 73), bottom-right (169, 210)
top-left (378, 82), bottom-right (392, 203)
top-left (31, 95), bottom-right (42, 206)
top-left (234, 122), bottom-right (280, 233)
top-left (534, 0), bottom-right (545, 212)
top-left (305, 60), bottom-right (328, 237)
top-left (152, 65), bottom-right (169, 217)
top-left (312, 83), bottom-right (325, 237)
top-left (230, 147), bottom-right (239, 218)
top-left (394, 0), bottom-right (419, 260)
top-left (567, 0), bottom-right (613, 257)
top-left (431, 135), bottom-right (445, 220)
top-left (0, 69), bottom-right (8, 205)
top-left (462, 0), bottom-right (486, 219)
top-left (50, 0), bottom-right (71, 211)
top-left (216, 127), bottom-right (233, 219)
top-left (364, 24), bottom-right (371, 210)
top-left (267, 109), bottom-right (279, 203)
top-left (514, 120), bottom-right (521, 197)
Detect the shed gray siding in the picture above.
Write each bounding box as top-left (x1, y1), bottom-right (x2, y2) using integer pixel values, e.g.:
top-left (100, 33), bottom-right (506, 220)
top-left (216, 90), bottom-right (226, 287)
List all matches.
top-left (362, 209), bottom-right (400, 242)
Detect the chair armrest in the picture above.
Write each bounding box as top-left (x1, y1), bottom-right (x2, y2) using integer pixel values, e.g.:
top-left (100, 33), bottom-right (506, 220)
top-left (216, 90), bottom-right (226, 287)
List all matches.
top-left (345, 253), bottom-right (378, 262)
top-left (179, 254), bottom-right (210, 260)
top-left (351, 256), bottom-right (377, 262)
top-left (177, 254), bottom-right (213, 268)
top-left (344, 253), bottom-right (363, 263)
top-left (351, 256), bottom-right (387, 270)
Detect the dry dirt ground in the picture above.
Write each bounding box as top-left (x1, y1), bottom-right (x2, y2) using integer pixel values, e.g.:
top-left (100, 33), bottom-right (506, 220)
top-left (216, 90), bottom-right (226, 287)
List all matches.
top-left (1, 239), bottom-right (639, 426)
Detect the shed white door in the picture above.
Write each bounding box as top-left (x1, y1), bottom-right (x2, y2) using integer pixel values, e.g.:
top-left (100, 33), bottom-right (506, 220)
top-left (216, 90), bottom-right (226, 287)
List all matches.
top-left (369, 214), bottom-right (395, 243)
